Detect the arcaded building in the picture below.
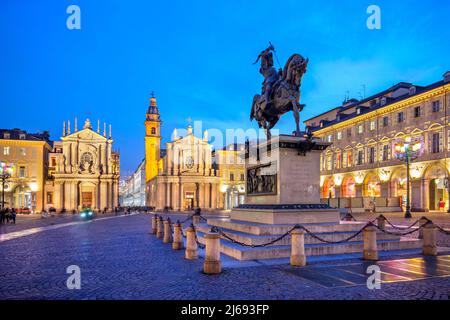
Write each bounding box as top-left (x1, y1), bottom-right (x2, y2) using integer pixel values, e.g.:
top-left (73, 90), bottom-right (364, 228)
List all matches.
top-left (305, 71), bottom-right (450, 212)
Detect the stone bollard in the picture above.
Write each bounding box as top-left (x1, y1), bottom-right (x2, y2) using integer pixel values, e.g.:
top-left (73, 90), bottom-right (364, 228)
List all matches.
top-left (422, 221), bottom-right (437, 256)
top-left (203, 232), bottom-right (221, 274)
top-left (363, 224), bottom-right (378, 261)
top-left (163, 219), bottom-right (173, 243)
top-left (377, 215), bottom-right (386, 231)
top-left (156, 216), bottom-right (164, 239)
top-left (290, 229), bottom-right (306, 267)
top-left (418, 217), bottom-right (430, 240)
top-left (172, 221), bottom-right (184, 250)
top-left (193, 215), bottom-right (201, 225)
top-left (151, 215), bottom-right (157, 235)
top-left (185, 226), bottom-right (198, 260)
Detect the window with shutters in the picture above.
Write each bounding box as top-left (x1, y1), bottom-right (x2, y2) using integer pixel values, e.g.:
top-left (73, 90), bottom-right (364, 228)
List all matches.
top-left (368, 147), bottom-right (375, 164)
top-left (414, 106), bottom-right (421, 118)
top-left (335, 152), bottom-right (342, 169)
top-left (382, 144), bottom-right (390, 161)
top-left (357, 150), bottom-right (364, 165)
top-left (432, 101), bottom-right (440, 113)
top-left (431, 133), bottom-right (440, 153)
top-left (326, 154), bottom-right (333, 171)
top-left (347, 150), bottom-right (353, 167)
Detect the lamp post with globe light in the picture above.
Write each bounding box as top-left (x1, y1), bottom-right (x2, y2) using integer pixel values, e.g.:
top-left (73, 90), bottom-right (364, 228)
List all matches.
top-left (0, 162), bottom-right (13, 209)
top-left (393, 136), bottom-right (424, 218)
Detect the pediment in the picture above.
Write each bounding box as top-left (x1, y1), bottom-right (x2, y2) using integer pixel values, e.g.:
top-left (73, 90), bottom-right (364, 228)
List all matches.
top-left (64, 128), bottom-right (108, 142)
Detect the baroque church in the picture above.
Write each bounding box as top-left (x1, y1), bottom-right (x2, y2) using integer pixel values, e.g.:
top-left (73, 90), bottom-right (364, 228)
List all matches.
top-left (144, 95), bottom-right (220, 211)
top-left (45, 118), bottom-right (120, 211)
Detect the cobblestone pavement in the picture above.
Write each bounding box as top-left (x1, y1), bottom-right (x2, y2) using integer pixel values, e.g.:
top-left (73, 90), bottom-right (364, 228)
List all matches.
top-left (0, 211), bottom-right (131, 235)
top-left (1, 213), bottom-right (449, 300)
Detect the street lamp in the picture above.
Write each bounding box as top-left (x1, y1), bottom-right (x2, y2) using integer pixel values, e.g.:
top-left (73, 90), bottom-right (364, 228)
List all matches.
top-left (393, 136), bottom-right (424, 218)
top-left (0, 162), bottom-right (13, 209)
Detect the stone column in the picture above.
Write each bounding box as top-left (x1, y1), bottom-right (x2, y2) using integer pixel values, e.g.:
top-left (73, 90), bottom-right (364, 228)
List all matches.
top-left (100, 181), bottom-right (108, 210)
top-left (205, 183), bottom-right (211, 209)
top-left (199, 183), bottom-right (205, 209)
top-left (380, 182), bottom-right (389, 198)
top-left (356, 184), bottom-right (363, 197)
top-left (157, 182), bottom-right (165, 210)
top-left (411, 179), bottom-right (422, 210)
top-left (165, 182), bottom-right (171, 208)
top-left (172, 182), bottom-right (179, 211)
top-left (421, 178), bottom-right (430, 211)
top-left (179, 183), bottom-right (184, 210)
top-left (64, 182), bottom-right (71, 210)
top-left (211, 183), bottom-right (217, 209)
top-left (54, 182), bottom-right (62, 211)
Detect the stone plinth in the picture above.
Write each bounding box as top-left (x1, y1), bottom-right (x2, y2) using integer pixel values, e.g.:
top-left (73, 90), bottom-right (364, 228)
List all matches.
top-left (231, 207), bottom-right (340, 224)
top-left (245, 135), bottom-right (330, 206)
top-left (238, 135), bottom-right (339, 224)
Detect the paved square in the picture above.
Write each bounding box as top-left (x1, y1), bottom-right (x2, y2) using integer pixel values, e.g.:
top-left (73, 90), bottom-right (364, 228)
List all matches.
top-left (1, 213), bottom-right (449, 300)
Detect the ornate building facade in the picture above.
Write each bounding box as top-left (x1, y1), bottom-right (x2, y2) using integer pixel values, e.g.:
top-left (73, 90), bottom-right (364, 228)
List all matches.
top-left (0, 129), bottom-right (52, 212)
top-left (44, 118), bottom-right (120, 211)
top-left (305, 71), bottom-right (450, 212)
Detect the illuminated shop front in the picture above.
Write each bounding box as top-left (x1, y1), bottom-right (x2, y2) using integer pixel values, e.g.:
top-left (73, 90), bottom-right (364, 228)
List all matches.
top-left (341, 176), bottom-right (356, 198)
top-left (363, 173), bottom-right (381, 197)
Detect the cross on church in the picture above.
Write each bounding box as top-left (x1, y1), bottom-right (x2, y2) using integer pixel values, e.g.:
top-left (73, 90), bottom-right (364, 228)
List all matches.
top-left (150, 91), bottom-right (155, 98)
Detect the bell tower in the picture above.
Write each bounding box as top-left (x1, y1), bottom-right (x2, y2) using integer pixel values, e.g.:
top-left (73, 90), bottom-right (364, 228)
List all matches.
top-left (144, 92), bottom-right (161, 182)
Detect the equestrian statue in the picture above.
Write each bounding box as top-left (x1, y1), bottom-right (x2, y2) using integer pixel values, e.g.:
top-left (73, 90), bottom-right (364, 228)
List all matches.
top-left (250, 43), bottom-right (309, 140)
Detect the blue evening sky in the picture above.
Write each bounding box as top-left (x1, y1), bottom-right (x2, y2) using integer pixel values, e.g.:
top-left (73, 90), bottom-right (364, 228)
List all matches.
top-left (1, 0), bottom-right (449, 176)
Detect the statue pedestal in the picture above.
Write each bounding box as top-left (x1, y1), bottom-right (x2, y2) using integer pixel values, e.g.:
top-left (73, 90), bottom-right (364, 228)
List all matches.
top-left (232, 134), bottom-right (339, 224)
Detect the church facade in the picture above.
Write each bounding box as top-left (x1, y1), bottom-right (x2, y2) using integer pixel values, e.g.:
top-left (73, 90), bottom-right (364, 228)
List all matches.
top-left (44, 118), bottom-right (120, 212)
top-left (144, 96), bottom-right (220, 211)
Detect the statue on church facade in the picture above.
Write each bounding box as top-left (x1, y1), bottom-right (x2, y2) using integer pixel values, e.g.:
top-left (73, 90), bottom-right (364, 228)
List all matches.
top-left (250, 43), bottom-right (309, 139)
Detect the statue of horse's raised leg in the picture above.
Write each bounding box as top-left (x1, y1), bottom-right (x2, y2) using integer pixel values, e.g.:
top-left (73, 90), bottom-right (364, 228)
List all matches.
top-left (292, 101), bottom-right (301, 136)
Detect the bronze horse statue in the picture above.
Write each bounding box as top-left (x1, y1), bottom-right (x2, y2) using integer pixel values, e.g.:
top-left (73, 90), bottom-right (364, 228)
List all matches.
top-left (250, 53), bottom-right (309, 139)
